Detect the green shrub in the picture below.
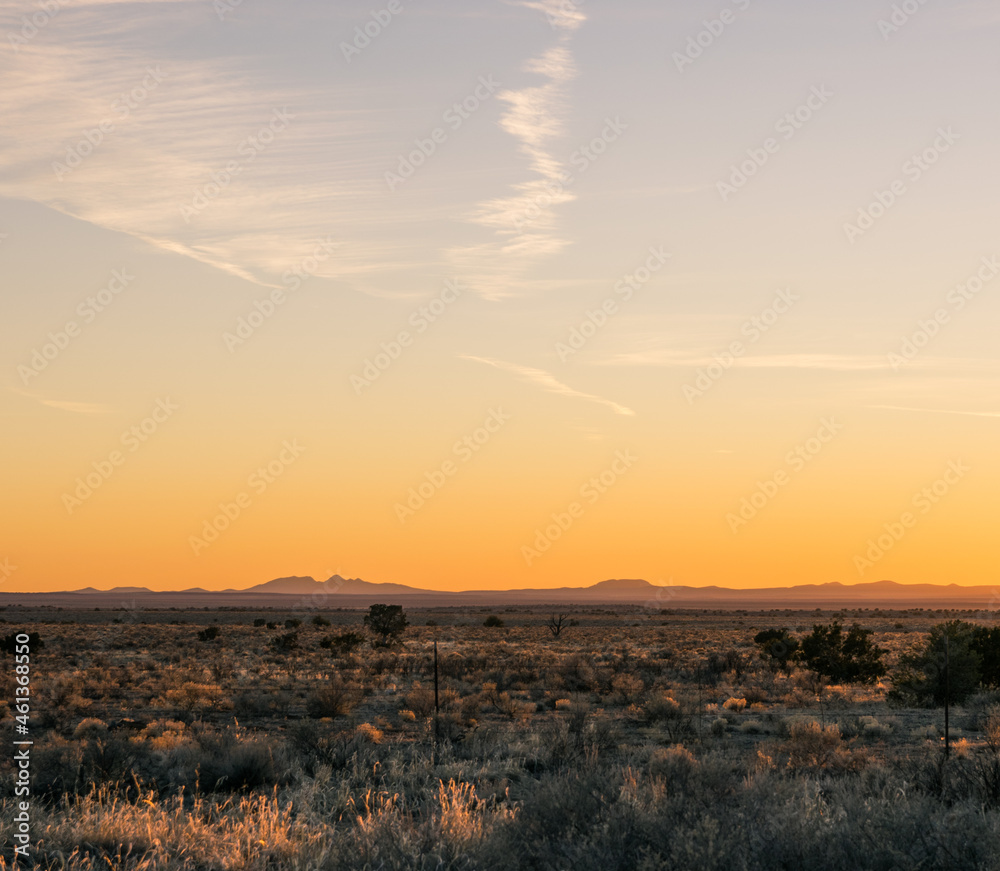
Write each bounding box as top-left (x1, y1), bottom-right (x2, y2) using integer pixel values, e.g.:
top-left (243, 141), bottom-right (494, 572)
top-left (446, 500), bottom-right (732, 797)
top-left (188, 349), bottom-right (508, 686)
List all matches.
top-left (320, 631), bottom-right (365, 653)
top-left (364, 604), bottom-right (408, 646)
top-left (753, 628), bottom-right (800, 672)
top-left (197, 625), bottom-right (220, 642)
top-left (270, 632), bottom-right (298, 653)
top-left (306, 679), bottom-right (357, 718)
top-left (891, 620), bottom-right (982, 706)
top-left (0, 631), bottom-right (42, 654)
top-left (800, 621), bottom-right (886, 684)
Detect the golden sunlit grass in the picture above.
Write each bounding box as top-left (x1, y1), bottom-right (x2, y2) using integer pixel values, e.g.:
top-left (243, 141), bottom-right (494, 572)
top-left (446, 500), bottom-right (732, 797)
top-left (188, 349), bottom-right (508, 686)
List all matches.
top-left (1, 786), bottom-right (327, 870)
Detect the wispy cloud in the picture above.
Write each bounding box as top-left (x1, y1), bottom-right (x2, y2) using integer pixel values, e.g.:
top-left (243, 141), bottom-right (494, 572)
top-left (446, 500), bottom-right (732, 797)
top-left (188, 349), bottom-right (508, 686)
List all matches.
top-left (0, 7), bottom-right (401, 287)
top-left (513, 0), bottom-right (586, 30)
top-left (596, 349), bottom-right (894, 371)
top-left (461, 354), bottom-right (634, 416)
top-left (449, 0), bottom-right (585, 298)
top-left (0, 0), bottom-right (595, 295)
top-left (37, 398), bottom-right (114, 415)
top-left (869, 404), bottom-right (1000, 419)
top-left (735, 354), bottom-right (892, 371)
top-left (6, 386), bottom-right (113, 415)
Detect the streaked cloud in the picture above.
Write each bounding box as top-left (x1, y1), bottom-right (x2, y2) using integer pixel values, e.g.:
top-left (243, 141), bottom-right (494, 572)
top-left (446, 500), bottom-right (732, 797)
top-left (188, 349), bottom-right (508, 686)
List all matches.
top-left (596, 349), bottom-right (895, 371)
top-left (869, 405), bottom-right (1000, 419)
top-left (448, 0), bottom-right (585, 298)
top-left (7, 387), bottom-right (113, 415)
top-left (36, 398), bottom-right (114, 415)
top-left (461, 355), bottom-right (634, 416)
top-left (514, 0), bottom-right (586, 32)
top-left (0, 7), bottom-right (406, 288)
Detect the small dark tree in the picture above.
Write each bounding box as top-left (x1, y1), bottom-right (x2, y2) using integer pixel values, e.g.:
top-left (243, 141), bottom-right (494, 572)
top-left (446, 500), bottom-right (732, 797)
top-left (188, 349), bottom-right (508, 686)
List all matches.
top-left (364, 604), bottom-right (408, 646)
top-left (271, 631), bottom-right (299, 653)
top-left (0, 632), bottom-right (42, 654)
top-left (971, 625), bottom-right (1000, 688)
top-left (800, 623), bottom-right (843, 680)
top-left (320, 631), bottom-right (366, 653)
top-left (197, 625), bottom-right (220, 642)
top-left (800, 621), bottom-right (886, 684)
top-left (841, 624), bottom-right (888, 683)
top-left (753, 628), bottom-right (800, 673)
top-left (891, 620), bottom-right (981, 706)
top-left (547, 614), bottom-right (567, 637)
top-left (484, 615), bottom-right (504, 628)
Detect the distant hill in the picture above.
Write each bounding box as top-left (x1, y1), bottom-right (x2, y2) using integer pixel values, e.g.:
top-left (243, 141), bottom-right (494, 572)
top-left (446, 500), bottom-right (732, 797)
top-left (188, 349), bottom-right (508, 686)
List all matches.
top-left (242, 575), bottom-right (431, 597)
top-left (7, 577), bottom-right (1000, 609)
top-left (69, 585), bottom-right (151, 595)
top-left (584, 578), bottom-right (657, 593)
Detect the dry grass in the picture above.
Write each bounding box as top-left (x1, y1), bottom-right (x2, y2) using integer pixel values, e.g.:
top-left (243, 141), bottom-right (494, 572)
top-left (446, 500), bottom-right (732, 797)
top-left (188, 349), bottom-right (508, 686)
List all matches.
top-left (2, 605), bottom-right (1000, 868)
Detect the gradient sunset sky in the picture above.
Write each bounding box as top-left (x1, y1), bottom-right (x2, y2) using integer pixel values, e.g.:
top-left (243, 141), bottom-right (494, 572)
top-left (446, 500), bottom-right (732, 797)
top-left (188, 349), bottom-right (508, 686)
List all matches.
top-left (2, 0), bottom-right (997, 593)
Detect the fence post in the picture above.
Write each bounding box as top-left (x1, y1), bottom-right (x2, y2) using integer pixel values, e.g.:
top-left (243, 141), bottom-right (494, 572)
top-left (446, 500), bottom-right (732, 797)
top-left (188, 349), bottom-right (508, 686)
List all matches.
top-left (433, 640), bottom-right (440, 762)
top-left (944, 633), bottom-right (950, 758)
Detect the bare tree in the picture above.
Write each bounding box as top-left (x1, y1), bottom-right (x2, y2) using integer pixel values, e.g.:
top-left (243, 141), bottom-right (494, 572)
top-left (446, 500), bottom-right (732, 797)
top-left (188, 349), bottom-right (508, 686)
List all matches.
top-left (547, 614), bottom-right (567, 638)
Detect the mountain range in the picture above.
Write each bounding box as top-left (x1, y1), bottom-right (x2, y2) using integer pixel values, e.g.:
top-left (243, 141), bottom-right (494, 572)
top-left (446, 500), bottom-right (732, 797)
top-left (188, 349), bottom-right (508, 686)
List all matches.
top-left (2, 576), bottom-right (998, 609)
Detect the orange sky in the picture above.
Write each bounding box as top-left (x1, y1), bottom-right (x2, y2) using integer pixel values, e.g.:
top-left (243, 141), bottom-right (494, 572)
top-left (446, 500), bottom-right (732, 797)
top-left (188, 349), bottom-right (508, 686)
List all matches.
top-left (1, 1), bottom-right (997, 593)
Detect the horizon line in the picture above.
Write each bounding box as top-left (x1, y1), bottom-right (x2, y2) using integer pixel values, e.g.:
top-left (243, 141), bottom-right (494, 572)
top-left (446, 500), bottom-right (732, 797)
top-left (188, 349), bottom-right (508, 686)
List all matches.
top-left (3, 577), bottom-right (996, 596)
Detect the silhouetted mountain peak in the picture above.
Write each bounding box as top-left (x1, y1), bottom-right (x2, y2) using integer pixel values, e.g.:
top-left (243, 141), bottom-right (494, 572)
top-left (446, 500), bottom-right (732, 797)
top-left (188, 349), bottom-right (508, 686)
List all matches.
top-left (245, 576), bottom-right (318, 594)
top-left (589, 578), bottom-right (658, 591)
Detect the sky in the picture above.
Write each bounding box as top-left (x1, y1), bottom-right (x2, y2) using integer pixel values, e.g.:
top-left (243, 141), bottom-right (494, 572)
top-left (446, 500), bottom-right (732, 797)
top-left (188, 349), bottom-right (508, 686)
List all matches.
top-left (1, 0), bottom-right (998, 593)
